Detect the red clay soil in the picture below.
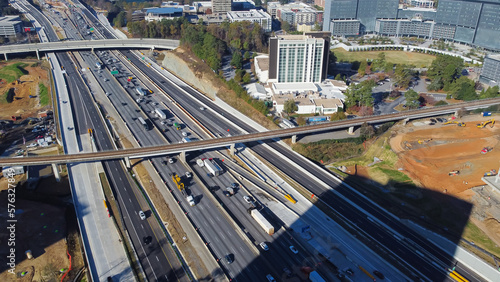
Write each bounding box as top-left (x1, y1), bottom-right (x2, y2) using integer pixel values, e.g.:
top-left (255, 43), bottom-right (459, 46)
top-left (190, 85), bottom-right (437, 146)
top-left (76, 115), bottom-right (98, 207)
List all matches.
top-left (397, 121), bottom-right (500, 199)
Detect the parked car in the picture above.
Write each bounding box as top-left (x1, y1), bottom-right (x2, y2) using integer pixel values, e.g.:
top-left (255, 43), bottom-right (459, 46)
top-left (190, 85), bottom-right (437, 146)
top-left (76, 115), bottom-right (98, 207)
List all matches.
top-left (27, 143), bottom-right (38, 148)
top-left (289, 246), bottom-right (298, 254)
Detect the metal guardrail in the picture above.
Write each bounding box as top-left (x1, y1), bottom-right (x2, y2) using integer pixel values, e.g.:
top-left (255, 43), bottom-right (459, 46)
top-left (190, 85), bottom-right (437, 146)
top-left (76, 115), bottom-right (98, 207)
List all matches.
top-left (1, 97), bottom-right (500, 166)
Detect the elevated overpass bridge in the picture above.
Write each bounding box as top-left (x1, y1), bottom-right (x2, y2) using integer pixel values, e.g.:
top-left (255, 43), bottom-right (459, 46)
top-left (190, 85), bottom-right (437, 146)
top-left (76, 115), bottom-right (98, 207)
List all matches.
top-left (1, 98), bottom-right (499, 167)
top-left (0, 38), bottom-right (180, 60)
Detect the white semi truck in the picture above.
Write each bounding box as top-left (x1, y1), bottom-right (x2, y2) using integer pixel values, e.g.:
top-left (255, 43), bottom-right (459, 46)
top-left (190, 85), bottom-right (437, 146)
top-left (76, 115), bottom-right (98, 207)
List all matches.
top-left (250, 209), bottom-right (274, 235)
top-left (203, 158), bottom-right (222, 176)
top-left (155, 108), bottom-right (167, 119)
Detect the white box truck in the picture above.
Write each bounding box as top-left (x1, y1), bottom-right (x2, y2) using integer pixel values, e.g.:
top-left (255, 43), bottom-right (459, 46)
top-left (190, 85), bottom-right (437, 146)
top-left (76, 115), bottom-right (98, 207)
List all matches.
top-left (250, 209), bottom-right (274, 235)
top-left (155, 108), bottom-right (167, 119)
top-left (203, 158), bottom-right (222, 176)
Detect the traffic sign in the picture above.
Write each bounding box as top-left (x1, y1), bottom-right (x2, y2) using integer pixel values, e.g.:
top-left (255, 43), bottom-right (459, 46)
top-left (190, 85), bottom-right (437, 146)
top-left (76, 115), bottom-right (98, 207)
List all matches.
top-left (90, 27), bottom-right (94, 32)
top-left (111, 70), bottom-right (119, 75)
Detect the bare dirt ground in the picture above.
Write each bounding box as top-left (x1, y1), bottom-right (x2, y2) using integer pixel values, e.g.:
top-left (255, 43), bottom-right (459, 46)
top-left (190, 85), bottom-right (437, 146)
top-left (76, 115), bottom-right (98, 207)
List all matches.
top-left (0, 175), bottom-right (82, 281)
top-left (0, 61), bottom-right (50, 120)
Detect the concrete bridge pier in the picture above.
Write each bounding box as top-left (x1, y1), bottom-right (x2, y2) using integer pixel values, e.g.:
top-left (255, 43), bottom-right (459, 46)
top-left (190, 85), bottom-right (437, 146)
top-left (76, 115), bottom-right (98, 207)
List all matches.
top-left (291, 135), bottom-right (297, 144)
top-left (3, 53), bottom-right (7, 61)
top-left (36, 49), bottom-right (40, 60)
top-left (179, 151), bottom-right (186, 163)
top-left (403, 118), bottom-right (410, 125)
top-left (151, 45), bottom-right (155, 51)
top-left (124, 157), bottom-right (131, 169)
top-left (347, 126), bottom-right (355, 135)
top-left (230, 143), bottom-right (235, 156)
top-left (52, 163), bottom-right (61, 182)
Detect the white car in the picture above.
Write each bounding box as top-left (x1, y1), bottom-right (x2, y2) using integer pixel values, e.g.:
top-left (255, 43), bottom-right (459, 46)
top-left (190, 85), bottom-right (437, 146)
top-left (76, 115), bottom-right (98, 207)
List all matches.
top-left (259, 242), bottom-right (269, 251)
top-left (243, 196), bottom-right (252, 204)
top-left (168, 158), bottom-right (174, 164)
top-left (185, 171), bottom-right (192, 178)
top-left (139, 211), bottom-right (146, 220)
top-left (182, 131), bottom-right (188, 137)
top-left (200, 106), bottom-right (205, 111)
top-left (289, 245), bottom-right (298, 254)
top-left (27, 143), bottom-right (38, 148)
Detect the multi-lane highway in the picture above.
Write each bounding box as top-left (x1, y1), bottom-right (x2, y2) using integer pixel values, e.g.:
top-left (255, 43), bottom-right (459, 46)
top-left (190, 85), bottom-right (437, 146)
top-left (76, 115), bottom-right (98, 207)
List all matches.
top-left (13, 0), bottom-right (496, 281)
top-left (16, 1), bottom-right (192, 281)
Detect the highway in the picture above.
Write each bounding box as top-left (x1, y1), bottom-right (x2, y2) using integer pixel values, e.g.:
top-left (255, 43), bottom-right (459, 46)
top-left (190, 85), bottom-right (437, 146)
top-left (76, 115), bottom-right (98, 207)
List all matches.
top-left (121, 48), bottom-right (490, 281)
top-left (17, 1), bottom-right (191, 281)
top-left (12, 0), bottom-right (495, 281)
top-left (1, 95), bottom-right (500, 166)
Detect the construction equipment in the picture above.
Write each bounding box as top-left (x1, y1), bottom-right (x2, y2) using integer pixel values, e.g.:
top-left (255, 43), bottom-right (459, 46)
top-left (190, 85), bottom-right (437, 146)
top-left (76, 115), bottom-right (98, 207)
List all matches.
top-left (444, 120), bottom-right (466, 127)
top-left (484, 169), bottom-right (497, 177)
top-left (477, 119), bottom-right (495, 128)
top-left (171, 173), bottom-right (185, 192)
top-left (449, 170), bottom-right (460, 176)
top-left (418, 139), bottom-right (432, 144)
top-left (481, 147), bottom-right (493, 154)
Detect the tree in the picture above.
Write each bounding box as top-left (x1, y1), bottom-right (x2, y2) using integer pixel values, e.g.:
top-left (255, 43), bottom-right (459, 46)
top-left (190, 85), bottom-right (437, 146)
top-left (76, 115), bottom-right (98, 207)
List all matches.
top-left (243, 51), bottom-right (251, 60)
top-left (405, 89), bottom-right (420, 109)
top-left (283, 99), bottom-right (298, 114)
top-left (358, 60), bottom-right (368, 76)
top-left (427, 54), bottom-right (464, 90)
top-left (230, 51), bottom-right (243, 69)
top-left (113, 11), bottom-right (126, 28)
top-left (330, 111), bottom-right (347, 121)
top-left (334, 73), bottom-right (343, 80)
top-left (479, 86), bottom-right (500, 99)
top-left (393, 64), bottom-right (415, 89)
top-left (371, 52), bottom-right (386, 72)
top-left (360, 123), bottom-right (375, 139)
top-left (242, 72), bottom-right (251, 84)
top-left (449, 76), bottom-right (477, 101)
top-left (344, 80), bottom-right (375, 108)
top-left (281, 20), bottom-right (291, 32)
top-left (254, 0), bottom-right (262, 6)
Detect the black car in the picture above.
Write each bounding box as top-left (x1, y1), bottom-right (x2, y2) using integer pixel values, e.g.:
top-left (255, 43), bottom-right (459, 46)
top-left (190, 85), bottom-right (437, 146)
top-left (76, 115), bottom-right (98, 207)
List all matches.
top-left (225, 254), bottom-right (234, 264)
top-left (231, 183), bottom-right (239, 189)
top-left (143, 236), bottom-right (152, 245)
top-left (430, 119), bottom-right (437, 123)
top-left (373, 270), bottom-right (385, 279)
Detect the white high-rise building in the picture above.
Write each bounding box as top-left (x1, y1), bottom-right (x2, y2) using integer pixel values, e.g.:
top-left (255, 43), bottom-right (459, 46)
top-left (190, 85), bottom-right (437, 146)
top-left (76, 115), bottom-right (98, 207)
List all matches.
top-left (268, 33), bottom-right (330, 83)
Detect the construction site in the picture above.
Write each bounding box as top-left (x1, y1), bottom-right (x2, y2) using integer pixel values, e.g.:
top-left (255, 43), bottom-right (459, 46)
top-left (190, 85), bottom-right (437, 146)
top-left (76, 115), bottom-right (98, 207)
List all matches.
top-left (333, 112), bottom-right (500, 264)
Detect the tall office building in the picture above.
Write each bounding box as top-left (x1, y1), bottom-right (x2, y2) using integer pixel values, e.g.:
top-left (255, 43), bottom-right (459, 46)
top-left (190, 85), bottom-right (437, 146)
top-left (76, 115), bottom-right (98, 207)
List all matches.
top-left (268, 32), bottom-right (330, 83)
top-left (322, 0), bottom-right (500, 50)
top-left (480, 55), bottom-right (500, 86)
top-left (212, 0), bottom-right (232, 13)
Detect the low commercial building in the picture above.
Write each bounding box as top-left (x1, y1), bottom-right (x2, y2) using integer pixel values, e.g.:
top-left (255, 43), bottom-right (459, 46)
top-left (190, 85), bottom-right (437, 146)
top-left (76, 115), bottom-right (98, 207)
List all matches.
top-left (272, 91), bottom-right (344, 114)
top-left (480, 55), bottom-right (500, 86)
top-left (227, 9), bottom-right (272, 32)
top-left (254, 55), bottom-right (269, 83)
top-left (244, 83), bottom-right (271, 100)
top-left (0, 16), bottom-right (23, 37)
top-left (144, 7), bottom-right (184, 22)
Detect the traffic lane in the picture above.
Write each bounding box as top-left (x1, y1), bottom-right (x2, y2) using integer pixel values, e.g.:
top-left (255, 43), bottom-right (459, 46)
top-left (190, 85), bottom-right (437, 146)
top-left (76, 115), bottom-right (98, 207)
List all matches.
top-left (154, 158), bottom-right (262, 281)
top-left (63, 51), bottom-right (181, 280)
top-left (249, 142), bottom-right (449, 281)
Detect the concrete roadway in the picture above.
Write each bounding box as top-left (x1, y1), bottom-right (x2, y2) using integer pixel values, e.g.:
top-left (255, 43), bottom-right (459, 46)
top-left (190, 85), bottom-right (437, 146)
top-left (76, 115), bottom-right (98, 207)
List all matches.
top-left (82, 46), bottom-right (278, 281)
top-left (20, 1), bottom-right (191, 281)
top-left (126, 52), bottom-right (486, 281)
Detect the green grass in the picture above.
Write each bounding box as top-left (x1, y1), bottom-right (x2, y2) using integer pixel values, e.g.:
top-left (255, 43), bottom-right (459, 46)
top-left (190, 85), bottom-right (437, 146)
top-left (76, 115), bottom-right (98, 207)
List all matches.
top-left (0, 62), bottom-right (29, 83)
top-left (333, 48), bottom-right (436, 68)
top-left (374, 167), bottom-right (412, 183)
top-left (463, 221), bottom-right (500, 259)
top-left (39, 83), bottom-right (49, 106)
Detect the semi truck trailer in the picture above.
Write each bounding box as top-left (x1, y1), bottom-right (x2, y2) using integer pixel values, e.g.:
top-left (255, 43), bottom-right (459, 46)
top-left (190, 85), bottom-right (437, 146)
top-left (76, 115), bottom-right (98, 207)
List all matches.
top-left (250, 209), bottom-right (274, 235)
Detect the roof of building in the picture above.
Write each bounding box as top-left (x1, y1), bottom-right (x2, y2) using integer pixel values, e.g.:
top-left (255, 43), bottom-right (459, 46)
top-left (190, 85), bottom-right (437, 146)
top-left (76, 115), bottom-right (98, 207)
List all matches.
top-left (328, 79), bottom-right (347, 88)
top-left (244, 83), bottom-right (267, 95)
top-left (0, 16), bottom-right (21, 24)
top-left (272, 82), bottom-right (318, 94)
top-left (273, 93), bottom-right (315, 106)
top-left (487, 54), bottom-right (500, 61)
top-left (227, 9), bottom-right (271, 20)
top-left (315, 98), bottom-right (343, 108)
top-left (256, 55), bottom-right (269, 71)
top-left (145, 7), bottom-right (183, 15)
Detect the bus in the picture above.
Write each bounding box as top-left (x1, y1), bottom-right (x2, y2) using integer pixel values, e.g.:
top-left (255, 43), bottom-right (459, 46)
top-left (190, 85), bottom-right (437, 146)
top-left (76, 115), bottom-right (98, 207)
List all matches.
top-left (173, 122), bottom-right (181, 130)
top-left (138, 117), bottom-right (150, 130)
